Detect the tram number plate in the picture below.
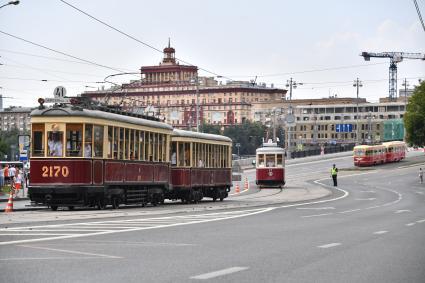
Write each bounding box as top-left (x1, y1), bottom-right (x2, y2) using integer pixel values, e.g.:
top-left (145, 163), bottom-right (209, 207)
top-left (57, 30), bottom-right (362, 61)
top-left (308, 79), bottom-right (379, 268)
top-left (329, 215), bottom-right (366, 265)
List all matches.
top-left (42, 166), bottom-right (70, 178)
top-left (268, 169), bottom-right (273, 177)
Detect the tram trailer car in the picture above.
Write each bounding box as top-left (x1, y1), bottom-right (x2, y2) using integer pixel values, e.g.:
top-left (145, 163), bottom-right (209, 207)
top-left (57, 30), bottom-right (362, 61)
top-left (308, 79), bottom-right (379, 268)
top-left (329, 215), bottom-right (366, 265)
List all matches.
top-left (255, 143), bottom-right (285, 188)
top-left (169, 129), bottom-right (232, 203)
top-left (28, 102), bottom-right (232, 210)
top-left (353, 141), bottom-right (406, 167)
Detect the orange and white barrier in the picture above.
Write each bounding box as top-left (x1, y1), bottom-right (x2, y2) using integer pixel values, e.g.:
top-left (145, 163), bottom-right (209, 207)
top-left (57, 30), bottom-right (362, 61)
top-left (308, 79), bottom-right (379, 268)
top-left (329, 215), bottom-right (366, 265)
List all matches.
top-left (244, 177), bottom-right (249, 191)
top-left (235, 183), bottom-right (240, 193)
top-left (4, 192), bottom-right (13, 213)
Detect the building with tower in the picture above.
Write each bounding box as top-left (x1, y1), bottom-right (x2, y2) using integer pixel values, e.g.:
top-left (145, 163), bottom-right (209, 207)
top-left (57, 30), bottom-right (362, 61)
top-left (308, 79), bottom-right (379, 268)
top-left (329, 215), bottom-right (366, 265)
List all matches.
top-left (83, 42), bottom-right (287, 129)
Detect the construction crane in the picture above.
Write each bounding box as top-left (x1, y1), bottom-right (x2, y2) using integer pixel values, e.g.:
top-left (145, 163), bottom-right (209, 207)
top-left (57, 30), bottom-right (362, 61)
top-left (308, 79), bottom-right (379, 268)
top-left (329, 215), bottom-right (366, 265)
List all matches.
top-left (360, 51), bottom-right (425, 100)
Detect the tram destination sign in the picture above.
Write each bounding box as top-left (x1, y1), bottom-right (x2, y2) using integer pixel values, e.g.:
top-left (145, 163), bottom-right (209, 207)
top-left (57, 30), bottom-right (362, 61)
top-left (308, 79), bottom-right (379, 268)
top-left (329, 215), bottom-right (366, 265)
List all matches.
top-left (336, 124), bottom-right (353, 133)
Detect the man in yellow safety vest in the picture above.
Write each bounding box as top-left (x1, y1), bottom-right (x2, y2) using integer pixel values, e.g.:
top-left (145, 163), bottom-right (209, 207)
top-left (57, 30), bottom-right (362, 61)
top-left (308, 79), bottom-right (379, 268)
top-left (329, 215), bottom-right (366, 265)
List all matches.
top-left (331, 164), bottom-right (338, 187)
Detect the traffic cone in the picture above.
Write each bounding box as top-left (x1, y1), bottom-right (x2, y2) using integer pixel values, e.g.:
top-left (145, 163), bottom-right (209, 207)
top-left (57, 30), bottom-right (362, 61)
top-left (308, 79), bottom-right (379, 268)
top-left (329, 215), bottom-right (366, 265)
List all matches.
top-left (4, 192), bottom-right (13, 213)
top-left (244, 177), bottom-right (249, 190)
top-left (235, 183), bottom-right (240, 193)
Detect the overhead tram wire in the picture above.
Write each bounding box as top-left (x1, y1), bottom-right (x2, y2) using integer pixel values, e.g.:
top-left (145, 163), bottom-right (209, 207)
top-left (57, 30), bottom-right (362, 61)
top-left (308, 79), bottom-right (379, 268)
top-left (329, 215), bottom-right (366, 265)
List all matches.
top-left (0, 30), bottom-right (137, 76)
top-left (0, 48), bottom-right (135, 72)
top-left (58, 0), bottom-right (229, 80)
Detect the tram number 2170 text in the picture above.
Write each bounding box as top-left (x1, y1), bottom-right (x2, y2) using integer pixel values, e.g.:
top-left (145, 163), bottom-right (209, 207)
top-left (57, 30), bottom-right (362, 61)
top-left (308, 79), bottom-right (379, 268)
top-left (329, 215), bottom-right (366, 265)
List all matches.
top-left (42, 166), bottom-right (70, 178)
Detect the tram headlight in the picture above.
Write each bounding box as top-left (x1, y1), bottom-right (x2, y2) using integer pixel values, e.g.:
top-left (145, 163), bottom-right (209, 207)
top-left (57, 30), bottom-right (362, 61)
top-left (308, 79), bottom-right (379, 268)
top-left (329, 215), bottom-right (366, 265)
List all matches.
top-left (38, 98), bottom-right (45, 109)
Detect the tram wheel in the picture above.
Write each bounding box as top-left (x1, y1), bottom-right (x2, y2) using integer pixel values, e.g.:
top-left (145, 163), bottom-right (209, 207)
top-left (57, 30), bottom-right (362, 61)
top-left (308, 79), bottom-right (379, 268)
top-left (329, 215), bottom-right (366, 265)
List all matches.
top-left (96, 200), bottom-right (105, 210)
top-left (212, 197), bottom-right (217, 202)
top-left (112, 198), bottom-right (120, 209)
top-left (50, 206), bottom-right (58, 211)
top-left (68, 206), bottom-right (75, 210)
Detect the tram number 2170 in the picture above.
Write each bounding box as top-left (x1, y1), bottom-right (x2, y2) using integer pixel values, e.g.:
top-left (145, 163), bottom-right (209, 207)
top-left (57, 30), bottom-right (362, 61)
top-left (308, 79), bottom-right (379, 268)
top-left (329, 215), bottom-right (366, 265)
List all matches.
top-left (42, 166), bottom-right (70, 178)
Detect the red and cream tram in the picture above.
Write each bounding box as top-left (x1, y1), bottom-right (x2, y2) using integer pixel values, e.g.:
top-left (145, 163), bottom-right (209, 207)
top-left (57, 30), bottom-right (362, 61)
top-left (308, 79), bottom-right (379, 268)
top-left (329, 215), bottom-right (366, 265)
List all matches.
top-left (353, 141), bottom-right (406, 166)
top-left (255, 143), bottom-right (285, 188)
top-left (28, 99), bottom-right (232, 210)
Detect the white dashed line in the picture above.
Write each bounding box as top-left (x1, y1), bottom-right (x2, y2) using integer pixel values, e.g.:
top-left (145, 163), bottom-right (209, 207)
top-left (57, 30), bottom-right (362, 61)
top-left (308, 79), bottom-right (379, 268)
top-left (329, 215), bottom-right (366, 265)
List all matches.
top-left (191, 267), bottom-right (249, 280)
top-left (355, 198), bottom-right (376, 201)
top-left (416, 219), bottom-right (425, 223)
top-left (406, 223), bottom-right (416, 227)
top-left (373, 230), bottom-right (388, 235)
top-left (301, 213), bottom-right (333, 218)
top-left (339, 209), bottom-right (361, 214)
top-left (394, 210), bottom-right (411, 214)
top-left (17, 245), bottom-right (121, 259)
top-left (318, 243), bottom-right (341, 249)
top-left (297, 207), bottom-right (335, 210)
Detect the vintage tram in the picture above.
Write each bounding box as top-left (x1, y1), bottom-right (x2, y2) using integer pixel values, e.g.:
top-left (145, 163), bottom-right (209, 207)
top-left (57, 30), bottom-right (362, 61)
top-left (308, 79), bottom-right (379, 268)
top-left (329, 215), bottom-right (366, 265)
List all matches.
top-left (255, 143), bottom-right (285, 188)
top-left (28, 100), bottom-right (232, 210)
top-left (353, 141), bottom-right (406, 166)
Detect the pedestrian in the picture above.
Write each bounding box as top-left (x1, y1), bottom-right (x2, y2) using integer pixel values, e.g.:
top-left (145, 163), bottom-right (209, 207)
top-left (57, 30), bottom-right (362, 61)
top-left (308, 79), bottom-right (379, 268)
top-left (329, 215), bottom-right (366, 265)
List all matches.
top-left (14, 168), bottom-right (22, 198)
top-left (9, 165), bottom-right (16, 182)
top-left (331, 164), bottom-right (338, 187)
top-left (419, 168), bottom-right (423, 184)
top-left (0, 165), bottom-right (4, 188)
top-left (4, 164), bottom-right (9, 185)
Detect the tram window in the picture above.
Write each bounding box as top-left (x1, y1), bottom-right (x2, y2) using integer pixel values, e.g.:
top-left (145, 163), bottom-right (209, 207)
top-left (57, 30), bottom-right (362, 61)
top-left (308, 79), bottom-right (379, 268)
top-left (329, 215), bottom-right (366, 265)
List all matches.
top-left (365, 150), bottom-right (372, 156)
top-left (140, 131), bottom-right (145, 161)
top-left (84, 124), bottom-right (93, 158)
top-left (124, 128), bottom-right (130, 160)
top-left (277, 154), bottom-right (283, 166)
top-left (171, 142), bottom-right (177, 166)
top-left (66, 124), bottom-right (82, 157)
top-left (113, 127), bottom-right (119, 159)
top-left (354, 149), bottom-right (364, 156)
top-left (266, 154), bottom-right (275, 167)
top-left (93, 125), bottom-right (103, 158)
top-left (119, 128), bottom-right (124, 159)
top-left (47, 130), bottom-right (64, 157)
top-left (145, 132), bottom-right (150, 161)
top-left (153, 133), bottom-right (158, 162)
top-left (135, 130), bottom-right (140, 160)
top-left (32, 123), bottom-right (45, 157)
top-left (258, 154), bottom-right (265, 167)
top-left (163, 135), bottom-right (167, 162)
top-left (108, 126), bottom-right (113, 158)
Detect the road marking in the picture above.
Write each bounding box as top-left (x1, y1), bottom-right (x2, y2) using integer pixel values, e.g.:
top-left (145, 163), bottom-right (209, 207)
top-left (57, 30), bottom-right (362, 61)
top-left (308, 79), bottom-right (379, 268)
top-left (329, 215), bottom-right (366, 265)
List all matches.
top-left (0, 208), bottom-right (273, 246)
top-left (394, 210), bottom-right (411, 214)
top-left (339, 209), bottom-right (361, 214)
top-left (406, 223), bottom-right (416, 227)
top-left (373, 231), bottom-right (388, 235)
top-left (190, 267), bottom-right (249, 280)
top-left (318, 243), bottom-right (341, 249)
top-left (0, 257), bottom-right (110, 261)
top-left (297, 207), bottom-right (335, 210)
top-left (360, 190), bottom-right (375, 193)
top-left (17, 245), bottom-right (122, 259)
top-left (355, 198), bottom-right (376, 201)
top-left (302, 213), bottom-right (333, 218)
top-left (415, 191), bottom-right (424, 195)
top-left (416, 219), bottom-right (425, 223)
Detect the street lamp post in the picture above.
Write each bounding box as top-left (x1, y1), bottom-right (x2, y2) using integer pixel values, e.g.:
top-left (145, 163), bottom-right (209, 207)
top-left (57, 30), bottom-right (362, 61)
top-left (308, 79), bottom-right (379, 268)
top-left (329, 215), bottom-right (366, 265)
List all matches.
top-left (195, 76), bottom-right (200, 132)
top-left (401, 78), bottom-right (409, 109)
top-left (0, 1), bottom-right (19, 9)
top-left (353, 78), bottom-right (363, 144)
top-left (285, 78), bottom-right (302, 159)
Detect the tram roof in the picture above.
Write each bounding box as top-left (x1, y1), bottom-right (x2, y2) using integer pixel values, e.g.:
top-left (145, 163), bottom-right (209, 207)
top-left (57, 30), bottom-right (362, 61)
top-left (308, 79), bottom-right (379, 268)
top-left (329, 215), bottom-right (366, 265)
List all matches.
top-left (31, 105), bottom-right (173, 130)
top-left (256, 146), bottom-right (285, 154)
top-left (172, 129), bottom-right (232, 143)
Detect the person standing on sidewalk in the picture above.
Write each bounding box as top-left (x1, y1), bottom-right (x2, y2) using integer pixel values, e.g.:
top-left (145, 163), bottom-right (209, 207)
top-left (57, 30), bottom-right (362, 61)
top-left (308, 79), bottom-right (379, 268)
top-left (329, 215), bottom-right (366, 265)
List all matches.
top-left (331, 164), bottom-right (338, 187)
top-left (0, 165), bottom-right (4, 188)
top-left (419, 168), bottom-right (423, 184)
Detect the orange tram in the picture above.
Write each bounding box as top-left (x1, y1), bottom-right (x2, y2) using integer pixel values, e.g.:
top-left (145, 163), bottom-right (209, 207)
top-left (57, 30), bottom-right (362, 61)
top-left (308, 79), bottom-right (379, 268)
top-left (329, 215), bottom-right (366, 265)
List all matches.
top-left (28, 99), bottom-right (232, 210)
top-left (255, 143), bottom-right (285, 188)
top-left (353, 141), bottom-right (406, 167)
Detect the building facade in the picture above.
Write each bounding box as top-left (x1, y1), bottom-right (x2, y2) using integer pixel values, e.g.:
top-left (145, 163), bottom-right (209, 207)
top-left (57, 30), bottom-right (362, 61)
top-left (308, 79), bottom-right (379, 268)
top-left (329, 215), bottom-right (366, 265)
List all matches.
top-left (0, 106), bottom-right (32, 132)
top-left (83, 43), bottom-right (287, 128)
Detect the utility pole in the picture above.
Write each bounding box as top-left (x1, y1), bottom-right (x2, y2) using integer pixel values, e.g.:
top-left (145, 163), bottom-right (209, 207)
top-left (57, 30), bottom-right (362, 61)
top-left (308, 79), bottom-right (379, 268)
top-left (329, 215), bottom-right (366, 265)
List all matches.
top-left (353, 78), bottom-right (363, 145)
top-left (402, 78), bottom-right (409, 108)
top-left (195, 76), bottom-right (200, 132)
top-left (285, 78), bottom-right (302, 158)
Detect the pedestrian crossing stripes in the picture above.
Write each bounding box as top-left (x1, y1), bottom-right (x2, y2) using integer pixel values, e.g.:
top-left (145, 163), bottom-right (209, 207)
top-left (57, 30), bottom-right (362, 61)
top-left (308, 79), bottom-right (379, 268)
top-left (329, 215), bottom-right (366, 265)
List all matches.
top-left (0, 207), bottom-right (273, 245)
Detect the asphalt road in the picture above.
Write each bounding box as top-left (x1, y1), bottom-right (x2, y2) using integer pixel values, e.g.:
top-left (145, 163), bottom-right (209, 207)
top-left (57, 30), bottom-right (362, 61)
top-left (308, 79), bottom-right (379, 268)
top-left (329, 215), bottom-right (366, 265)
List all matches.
top-left (0, 152), bottom-right (424, 283)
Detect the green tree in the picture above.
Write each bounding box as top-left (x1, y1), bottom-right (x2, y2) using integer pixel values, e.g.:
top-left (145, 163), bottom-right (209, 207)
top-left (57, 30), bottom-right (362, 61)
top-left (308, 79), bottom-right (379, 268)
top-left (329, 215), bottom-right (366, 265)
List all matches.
top-left (404, 81), bottom-right (425, 147)
top-left (201, 123), bottom-right (221, 135)
top-left (0, 128), bottom-right (21, 161)
top-left (223, 121), bottom-right (266, 156)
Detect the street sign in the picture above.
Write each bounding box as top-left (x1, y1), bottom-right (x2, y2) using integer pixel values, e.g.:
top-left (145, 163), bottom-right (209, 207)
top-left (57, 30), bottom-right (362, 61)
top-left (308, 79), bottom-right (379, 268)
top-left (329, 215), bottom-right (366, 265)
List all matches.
top-left (336, 124), bottom-right (353, 133)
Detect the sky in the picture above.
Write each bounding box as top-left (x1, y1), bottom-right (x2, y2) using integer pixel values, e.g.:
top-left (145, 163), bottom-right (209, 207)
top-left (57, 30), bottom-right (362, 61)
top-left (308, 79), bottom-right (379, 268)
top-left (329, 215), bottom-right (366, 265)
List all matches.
top-left (0, 0), bottom-right (424, 108)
